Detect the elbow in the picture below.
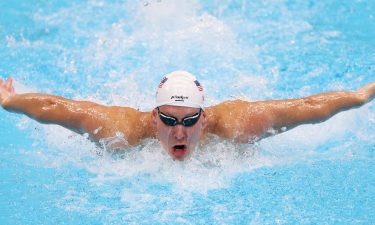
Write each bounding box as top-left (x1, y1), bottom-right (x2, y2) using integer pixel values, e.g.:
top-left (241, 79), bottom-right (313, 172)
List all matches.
top-left (305, 106), bottom-right (334, 124)
top-left (301, 98), bottom-right (332, 121)
top-left (316, 107), bottom-right (331, 120)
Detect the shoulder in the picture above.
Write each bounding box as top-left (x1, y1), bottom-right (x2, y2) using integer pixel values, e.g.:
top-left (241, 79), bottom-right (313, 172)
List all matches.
top-left (82, 105), bottom-right (153, 145)
top-left (204, 100), bottom-right (249, 136)
top-left (204, 100), bottom-right (272, 142)
top-left (206, 99), bottom-right (259, 116)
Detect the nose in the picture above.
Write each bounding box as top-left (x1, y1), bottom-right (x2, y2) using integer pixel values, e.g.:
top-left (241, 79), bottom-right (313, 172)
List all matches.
top-left (173, 125), bottom-right (186, 140)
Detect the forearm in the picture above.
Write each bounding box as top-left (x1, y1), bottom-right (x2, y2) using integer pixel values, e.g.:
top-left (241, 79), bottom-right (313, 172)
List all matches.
top-left (270, 90), bottom-right (365, 129)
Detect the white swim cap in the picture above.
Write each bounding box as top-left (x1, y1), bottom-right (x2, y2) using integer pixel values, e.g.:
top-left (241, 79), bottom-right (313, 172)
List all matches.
top-left (156, 71), bottom-right (204, 109)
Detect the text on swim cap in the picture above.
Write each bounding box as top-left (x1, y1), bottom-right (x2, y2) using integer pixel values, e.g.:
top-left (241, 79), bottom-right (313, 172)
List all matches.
top-left (171, 95), bottom-right (188, 102)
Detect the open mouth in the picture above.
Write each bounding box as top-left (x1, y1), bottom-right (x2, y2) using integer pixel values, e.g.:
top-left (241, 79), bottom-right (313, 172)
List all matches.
top-left (172, 145), bottom-right (187, 157)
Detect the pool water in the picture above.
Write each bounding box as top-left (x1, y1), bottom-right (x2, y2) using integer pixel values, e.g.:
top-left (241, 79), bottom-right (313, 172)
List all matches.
top-left (0, 0), bottom-right (374, 224)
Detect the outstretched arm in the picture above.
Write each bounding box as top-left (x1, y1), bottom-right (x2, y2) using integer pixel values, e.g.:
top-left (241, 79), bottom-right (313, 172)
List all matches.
top-left (0, 77), bottom-right (104, 136)
top-left (267, 82), bottom-right (375, 132)
top-left (0, 77), bottom-right (153, 145)
top-left (208, 82), bottom-right (375, 142)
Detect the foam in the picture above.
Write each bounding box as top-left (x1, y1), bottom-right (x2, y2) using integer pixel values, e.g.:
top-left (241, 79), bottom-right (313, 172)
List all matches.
top-left (21, 105), bottom-right (373, 198)
top-left (22, 122), bottom-right (297, 194)
top-left (8, 0), bottom-right (371, 197)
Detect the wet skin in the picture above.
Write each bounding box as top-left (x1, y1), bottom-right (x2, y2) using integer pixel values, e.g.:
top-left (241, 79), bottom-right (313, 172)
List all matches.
top-left (1, 77), bottom-right (375, 161)
top-left (151, 105), bottom-right (207, 160)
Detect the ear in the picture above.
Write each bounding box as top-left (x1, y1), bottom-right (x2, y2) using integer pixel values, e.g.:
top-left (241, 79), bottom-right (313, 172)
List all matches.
top-left (151, 108), bottom-right (158, 125)
top-left (201, 110), bottom-right (207, 129)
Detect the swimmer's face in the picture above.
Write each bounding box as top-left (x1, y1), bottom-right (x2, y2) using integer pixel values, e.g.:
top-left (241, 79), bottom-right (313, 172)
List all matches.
top-left (152, 105), bottom-right (206, 161)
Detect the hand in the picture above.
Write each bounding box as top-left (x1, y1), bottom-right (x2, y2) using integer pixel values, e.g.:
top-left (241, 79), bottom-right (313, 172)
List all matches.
top-left (0, 77), bottom-right (15, 106)
top-left (357, 81), bottom-right (375, 103)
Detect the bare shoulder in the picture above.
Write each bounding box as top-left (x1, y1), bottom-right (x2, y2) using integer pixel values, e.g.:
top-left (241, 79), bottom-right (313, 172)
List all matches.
top-left (204, 100), bottom-right (273, 142)
top-left (81, 105), bottom-right (154, 145)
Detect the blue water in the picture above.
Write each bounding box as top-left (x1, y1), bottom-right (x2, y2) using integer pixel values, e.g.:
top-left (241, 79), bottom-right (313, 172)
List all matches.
top-left (1, 0), bottom-right (374, 224)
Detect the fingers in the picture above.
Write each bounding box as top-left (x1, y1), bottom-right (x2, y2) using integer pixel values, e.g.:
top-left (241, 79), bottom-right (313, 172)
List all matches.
top-left (3, 77), bottom-right (14, 92)
top-left (0, 77), bottom-right (15, 93)
top-left (358, 81), bottom-right (375, 103)
top-left (6, 77), bottom-right (13, 91)
top-left (367, 82), bottom-right (375, 101)
top-left (359, 82), bottom-right (375, 94)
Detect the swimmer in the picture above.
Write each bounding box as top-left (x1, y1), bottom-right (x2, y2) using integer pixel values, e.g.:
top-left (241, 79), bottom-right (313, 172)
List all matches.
top-left (1, 71), bottom-right (374, 160)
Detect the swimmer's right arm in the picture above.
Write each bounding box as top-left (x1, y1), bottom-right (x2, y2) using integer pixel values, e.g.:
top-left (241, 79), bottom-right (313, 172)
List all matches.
top-left (0, 77), bottom-right (107, 136)
top-left (0, 77), bottom-right (153, 145)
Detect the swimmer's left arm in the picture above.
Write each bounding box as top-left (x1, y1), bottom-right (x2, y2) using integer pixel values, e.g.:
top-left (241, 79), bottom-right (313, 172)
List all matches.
top-left (265, 81), bottom-right (375, 133)
top-left (208, 82), bottom-right (374, 143)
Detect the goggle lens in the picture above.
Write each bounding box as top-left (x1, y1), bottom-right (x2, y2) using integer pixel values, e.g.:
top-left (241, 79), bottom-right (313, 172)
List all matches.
top-left (157, 108), bottom-right (202, 127)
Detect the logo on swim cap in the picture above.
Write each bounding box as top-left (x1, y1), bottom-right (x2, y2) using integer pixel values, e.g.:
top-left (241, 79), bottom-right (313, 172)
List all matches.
top-left (156, 71), bottom-right (204, 109)
top-left (194, 80), bottom-right (203, 92)
top-left (158, 77), bottom-right (168, 88)
top-left (171, 95), bottom-right (189, 100)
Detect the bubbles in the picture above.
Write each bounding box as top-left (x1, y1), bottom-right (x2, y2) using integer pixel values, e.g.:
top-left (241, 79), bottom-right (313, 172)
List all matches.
top-left (5, 35), bottom-right (17, 47)
top-left (99, 132), bottom-right (129, 153)
top-left (21, 114), bottom-right (276, 194)
top-left (3, 0), bottom-right (374, 222)
top-left (6, 0), bottom-right (372, 196)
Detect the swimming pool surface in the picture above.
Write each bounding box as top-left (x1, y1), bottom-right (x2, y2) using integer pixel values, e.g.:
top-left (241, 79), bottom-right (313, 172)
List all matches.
top-left (0, 0), bottom-right (374, 224)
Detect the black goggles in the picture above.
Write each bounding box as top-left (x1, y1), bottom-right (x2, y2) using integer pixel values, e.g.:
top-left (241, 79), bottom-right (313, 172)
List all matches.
top-left (157, 107), bottom-right (202, 127)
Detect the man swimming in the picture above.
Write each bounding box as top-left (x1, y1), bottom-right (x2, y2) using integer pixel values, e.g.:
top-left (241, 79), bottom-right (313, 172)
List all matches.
top-left (1, 71), bottom-right (374, 160)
